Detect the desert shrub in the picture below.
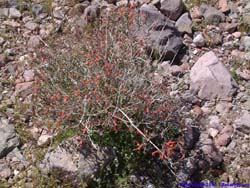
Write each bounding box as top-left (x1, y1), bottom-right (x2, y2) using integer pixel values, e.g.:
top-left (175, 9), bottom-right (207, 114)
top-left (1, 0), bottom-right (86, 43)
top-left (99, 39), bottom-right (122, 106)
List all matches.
top-left (33, 7), bottom-right (185, 187)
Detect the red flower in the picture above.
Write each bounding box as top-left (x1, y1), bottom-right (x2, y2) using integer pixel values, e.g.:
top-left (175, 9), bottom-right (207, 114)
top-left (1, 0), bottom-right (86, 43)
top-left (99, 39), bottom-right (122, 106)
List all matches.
top-left (151, 150), bottom-right (160, 156)
top-left (74, 89), bottom-right (80, 96)
top-left (82, 128), bottom-right (87, 135)
top-left (113, 120), bottom-right (118, 133)
top-left (133, 143), bottom-right (144, 151)
top-left (63, 96), bottom-right (69, 104)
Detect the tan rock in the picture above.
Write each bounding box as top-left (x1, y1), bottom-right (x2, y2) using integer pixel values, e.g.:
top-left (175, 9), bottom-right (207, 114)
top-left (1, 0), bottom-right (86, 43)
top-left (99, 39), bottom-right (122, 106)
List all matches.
top-left (218, 0), bottom-right (229, 13)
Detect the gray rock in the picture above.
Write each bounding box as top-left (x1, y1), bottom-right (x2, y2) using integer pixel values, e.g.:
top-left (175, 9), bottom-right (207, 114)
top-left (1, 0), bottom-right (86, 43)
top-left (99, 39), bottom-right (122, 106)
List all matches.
top-left (234, 110), bottom-right (250, 134)
top-left (244, 52), bottom-right (250, 61)
top-left (139, 4), bottom-right (166, 25)
top-left (215, 125), bottom-right (233, 146)
top-left (0, 54), bottom-right (6, 68)
top-left (181, 91), bottom-right (201, 105)
top-left (193, 33), bottom-right (205, 47)
top-left (0, 118), bottom-right (19, 158)
top-left (40, 137), bottom-right (115, 183)
top-left (0, 8), bottom-right (9, 18)
top-left (184, 124), bottom-right (199, 150)
top-left (32, 4), bottom-right (43, 16)
top-left (200, 4), bottom-right (225, 25)
top-left (24, 21), bottom-right (38, 31)
top-left (240, 36), bottom-right (250, 51)
top-left (215, 102), bottom-right (232, 115)
top-left (7, 0), bottom-right (19, 8)
top-left (219, 23), bottom-right (237, 33)
top-left (208, 128), bottom-right (219, 138)
top-left (141, 19), bottom-right (183, 61)
top-left (13, 81), bottom-right (33, 98)
top-left (238, 167), bottom-right (250, 182)
top-left (27, 35), bottom-right (40, 48)
top-left (53, 9), bottom-right (65, 19)
top-left (83, 5), bottom-right (100, 23)
top-left (0, 162), bottom-right (12, 179)
top-left (160, 0), bottom-right (183, 21)
top-left (177, 157), bottom-right (199, 182)
top-left (200, 136), bottom-right (223, 167)
top-left (242, 98), bottom-right (250, 110)
top-left (23, 69), bottom-right (35, 82)
top-left (0, 37), bottom-right (5, 46)
top-left (9, 8), bottom-right (21, 19)
top-left (175, 13), bottom-right (192, 34)
top-left (242, 13), bottom-right (250, 26)
top-left (190, 51), bottom-right (238, 101)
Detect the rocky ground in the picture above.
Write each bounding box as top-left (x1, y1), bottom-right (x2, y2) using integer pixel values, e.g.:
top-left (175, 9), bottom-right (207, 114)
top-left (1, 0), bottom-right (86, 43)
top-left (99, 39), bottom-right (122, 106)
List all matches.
top-left (0, 0), bottom-right (250, 187)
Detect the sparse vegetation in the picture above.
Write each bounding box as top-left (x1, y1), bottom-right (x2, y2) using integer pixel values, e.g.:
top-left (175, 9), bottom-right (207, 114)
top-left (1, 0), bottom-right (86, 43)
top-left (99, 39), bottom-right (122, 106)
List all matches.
top-left (29, 7), bottom-right (186, 187)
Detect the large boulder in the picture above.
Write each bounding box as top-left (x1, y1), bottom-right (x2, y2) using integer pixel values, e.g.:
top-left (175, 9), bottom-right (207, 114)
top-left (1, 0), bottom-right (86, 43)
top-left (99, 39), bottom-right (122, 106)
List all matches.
top-left (200, 4), bottom-right (225, 25)
top-left (40, 136), bottom-right (115, 184)
top-left (190, 51), bottom-right (238, 101)
top-left (0, 117), bottom-right (19, 158)
top-left (160, 0), bottom-right (184, 21)
top-left (175, 12), bottom-right (192, 34)
top-left (138, 5), bottom-right (183, 61)
top-left (139, 4), bottom-right (166, 25)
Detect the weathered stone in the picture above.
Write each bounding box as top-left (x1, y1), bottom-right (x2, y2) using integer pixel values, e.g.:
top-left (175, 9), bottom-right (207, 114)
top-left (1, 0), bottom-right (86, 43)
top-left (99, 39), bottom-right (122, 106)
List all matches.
top-left (83, 5), bottom-right (100, 23)
top-left (69, 3), bottom-right (89, 16)
top-left (32, 4), bottom-right (43, 16)
top-left (139, 4), bottom-right (168, 26)
top-left (208, 128), bottom-right (219, 138)
top-left (240, 36), bottom-right (250, 51)
top-left (232, 32), bottom-right (241, 39)
top-left (238, 167), bottom-right (250, 182)
top-left (53, 9), bottom-right (65, 19)
top-left (27, 35), bottom-right (40, 48)
top-left (218, 0), bottom-right (229, 13)
top-left (40, 137), bottom-right (115, 183)
top-left (190, 51), bottom-right (238, 100)
top-left (9, 8), bottom-right (21, 19)
top-left (193, 33), bottom-right (205, 47)
top-left (0, 162), bottom-right (12, 179)
top-left (3, 20), bottom-right (20, 27)
top-left (181, 91), bottom-right (201, 105)
top-left (13, 82), bottom-right (33, 98)
top-left (234, 110), bottom-right (250, 134)
top-left (169, 65), bottom-right (183, 76)
top-left (200, 4), bottom-right (225, 25)
top-left (175, 13), bottom-right (192, 34)
top-left (0, 8), bottom-right (9, 18)
top-left (37, 130), bottom-right (54, 146)
top-left (184, 125), bottom-right (200, 150)
top-left (0, 118), bottom-right (19, 158)
top-left (24, 21), bottom-right (38, 31)
top-left (0, 54), bottom-right (6, 68)
top-left (140, 16), bottom-right (182, 61)
top-left (215, 102), bottom-right (232, 115)
top-left (160, 0), bottom-right (183, 21)
top-left (219, 23), bottom-right (237, 33)
top-left (200, 137), bottom-right (223, 167)
top-left (23, 70), bottom-right (35, 82)
top-left (190, 6), bottom-right (202, 20)
top-left (215, 125), bottom-right (233, 146)
top-left (177, 157), bottom-right (199, 182)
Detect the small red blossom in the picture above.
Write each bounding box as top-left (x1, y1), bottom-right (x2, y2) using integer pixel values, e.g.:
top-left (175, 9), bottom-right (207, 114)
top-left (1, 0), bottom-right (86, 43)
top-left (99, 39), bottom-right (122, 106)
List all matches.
top-left (63, 96), bottom-right (69, 104)
top-left (133, 143), bottom-right (144, 151)
top-left (74, 89), bottom-right (80, 96)
top-left (82, 128), bottom-right (87, 134)
top-left (151, 150), bottom-right (160, 156)
top-left (113, 120), bottom-right (118, 133)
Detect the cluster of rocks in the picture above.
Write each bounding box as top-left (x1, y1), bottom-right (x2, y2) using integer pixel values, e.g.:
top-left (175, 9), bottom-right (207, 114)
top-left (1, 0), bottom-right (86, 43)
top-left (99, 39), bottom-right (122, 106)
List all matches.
top-left (0, 0), bottom-right (250, 186)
